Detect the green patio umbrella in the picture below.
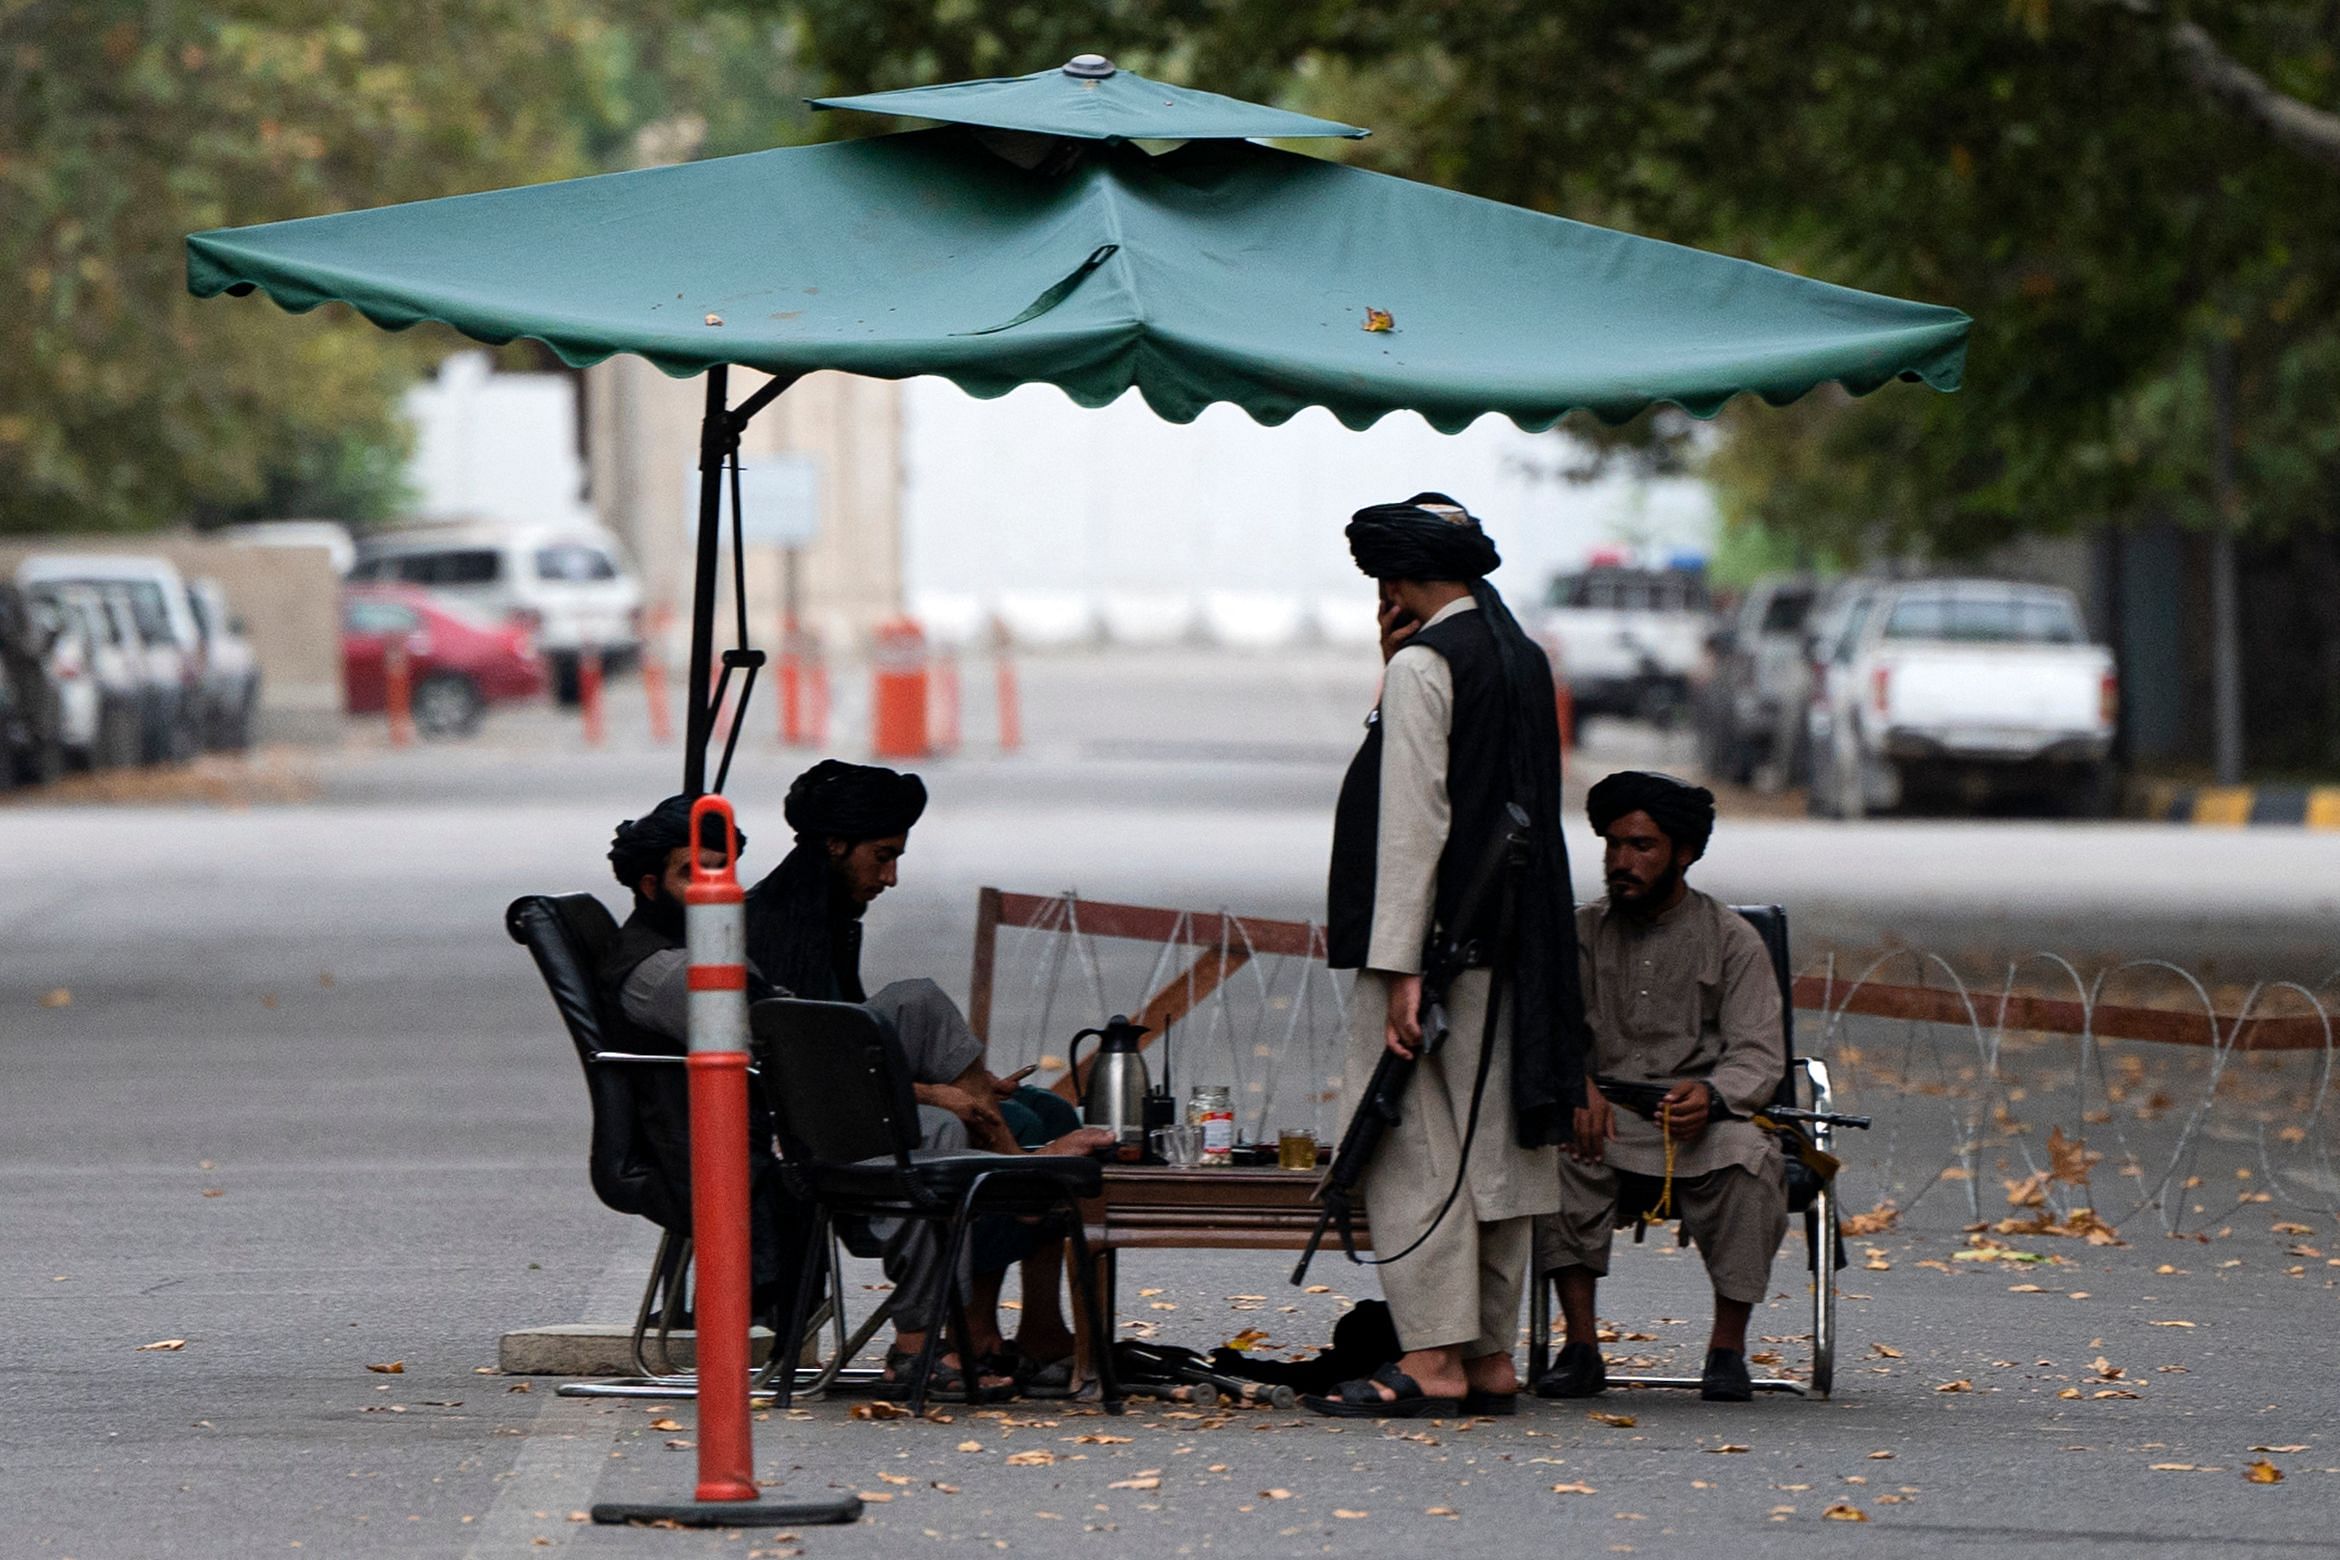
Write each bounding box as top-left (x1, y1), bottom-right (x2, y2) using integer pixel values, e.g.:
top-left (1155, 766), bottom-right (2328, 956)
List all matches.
top-left (188, 53), bottom-right (1970, 792)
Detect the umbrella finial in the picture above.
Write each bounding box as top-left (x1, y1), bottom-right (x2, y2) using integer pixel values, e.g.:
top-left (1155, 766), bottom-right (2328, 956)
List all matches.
top-left (1062, 53), bottom-right (1116, 79)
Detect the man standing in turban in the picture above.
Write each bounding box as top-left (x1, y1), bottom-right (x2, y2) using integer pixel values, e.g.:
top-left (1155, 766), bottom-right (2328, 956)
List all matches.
top-left (1533, 771), bottom-right (1788, 1403)
top-left (744, 760), bottom-right (1101, 1397)
top-left (1310, 494), bottom-right (1587, 1419)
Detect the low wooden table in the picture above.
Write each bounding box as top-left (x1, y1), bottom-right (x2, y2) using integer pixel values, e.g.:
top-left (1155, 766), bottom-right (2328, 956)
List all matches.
top-left (1070, 1165), bottom-right (1369, 1388)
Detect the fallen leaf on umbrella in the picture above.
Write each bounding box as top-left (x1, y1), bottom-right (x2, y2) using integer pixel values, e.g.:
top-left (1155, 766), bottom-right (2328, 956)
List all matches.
top-left (139, 1339), bottom-right (187, 1352)
top-left (1005, 1449), bottom-right (1055, 1467)
top-left (1362, 308), bottom-right (1395, 333)
top-left (704, 313), bottom-right (724, 327)
top-left (366, 1361), bottom-right (404, 1374)
top-left (1588, 1412), bottom-right (1636, 1428)
top-left (850, 1401), bottom-right (910, 1421)
top-left (1823, 1503), bottom-right (1868, 1522)
top-left (2245, 1460), bottom-right (2284, 1484)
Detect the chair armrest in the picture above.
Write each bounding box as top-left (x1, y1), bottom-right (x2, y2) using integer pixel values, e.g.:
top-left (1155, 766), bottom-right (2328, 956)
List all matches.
top-left (1793, 1056), bottom-right (1835, 1149)
top-left (590, 1051), bottom-right (762, 1077)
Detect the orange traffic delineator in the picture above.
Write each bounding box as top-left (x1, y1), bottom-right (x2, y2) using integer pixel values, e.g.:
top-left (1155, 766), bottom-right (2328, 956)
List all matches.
top-left (591, 796), bottom-right (861, 1532)
top-left (580, 646), bottom-right (606, 747)
top-left (871, 618), bottom-right (929, 760)
top-left (808, 655), bottom-right (830, 746)
top-left (994, 648), bottom-right (1021, 753)
top-left (385, 643), bottom-right (415, 747)
top-left (931, 650), bottom-right (962, 753)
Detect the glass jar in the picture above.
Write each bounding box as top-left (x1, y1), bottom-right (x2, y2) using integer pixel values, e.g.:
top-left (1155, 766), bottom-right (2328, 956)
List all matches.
top-left (1187, 1085), bottom-right (1235, 1165)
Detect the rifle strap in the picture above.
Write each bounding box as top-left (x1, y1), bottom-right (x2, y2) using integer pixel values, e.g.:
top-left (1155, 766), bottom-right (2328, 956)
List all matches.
top-left (1353, 957), bottom-right (1507, 1267)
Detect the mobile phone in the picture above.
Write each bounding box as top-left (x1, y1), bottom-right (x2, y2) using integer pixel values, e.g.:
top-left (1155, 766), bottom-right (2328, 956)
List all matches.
top-left (1003, 1063), bottom-right (1039, 1085)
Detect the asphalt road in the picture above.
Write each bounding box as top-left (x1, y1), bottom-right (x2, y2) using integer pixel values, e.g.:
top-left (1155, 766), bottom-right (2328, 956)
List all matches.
top-left (4, 649), bottom-right (2336, 1558)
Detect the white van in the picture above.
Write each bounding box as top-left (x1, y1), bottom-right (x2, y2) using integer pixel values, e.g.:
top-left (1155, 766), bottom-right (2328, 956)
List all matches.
top-left (15, 555), bottom-right (203, 761)
top-left (348, 523), bottom-right (642, 701)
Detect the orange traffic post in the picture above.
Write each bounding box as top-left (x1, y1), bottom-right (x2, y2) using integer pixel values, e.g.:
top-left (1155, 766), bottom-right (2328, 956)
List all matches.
top-left (870, 618), bottom-right (930, 760)
top-left (807, 650), bottom-right (831, 746)
top-left (994, 635), bottom-right (1021, 754)
top-left (932, 649), bottom-right (962, 754)
top-left (777, 616), bottom-right (805, 746)
top-left (579, 646), bottom-right (606, 747)
top-left (589, 796), bottom-right (861, 1532)
top-left (384, 643), bottom-right (415, 748)
top-left (642, 606), bottom-right (675, 745)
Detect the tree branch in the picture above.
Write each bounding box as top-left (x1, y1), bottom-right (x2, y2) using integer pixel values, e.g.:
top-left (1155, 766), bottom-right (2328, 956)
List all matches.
top-left (2122, 1), bottom-right (2340, 172)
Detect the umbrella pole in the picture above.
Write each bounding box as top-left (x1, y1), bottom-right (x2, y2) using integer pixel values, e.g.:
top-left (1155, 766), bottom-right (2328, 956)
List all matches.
top-left (684, 366), bottom-right (731, 797)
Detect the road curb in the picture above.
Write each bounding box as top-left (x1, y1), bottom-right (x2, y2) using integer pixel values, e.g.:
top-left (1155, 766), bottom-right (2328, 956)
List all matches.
top-left (2133, 780), bottom-right (2340, 828)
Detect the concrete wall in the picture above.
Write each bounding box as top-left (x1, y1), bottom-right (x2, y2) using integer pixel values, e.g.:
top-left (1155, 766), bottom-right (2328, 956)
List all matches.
top-left (0, 537), bottom-right (344, 742)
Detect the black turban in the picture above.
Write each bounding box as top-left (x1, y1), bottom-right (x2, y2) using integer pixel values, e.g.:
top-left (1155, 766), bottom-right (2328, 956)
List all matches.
top-left (745, 761), bottom-right (925, 1003)
top-left (1345, 493), bottom-right (1590, 1151)
top-left (609, 794), bottom-right (746, 890)
top-left (1587, 770), bottom-right (1717, 857)
top-left (1345, 494), bottom-right (1502, 583)
top-left (783, 760), bottom-right (927, 843)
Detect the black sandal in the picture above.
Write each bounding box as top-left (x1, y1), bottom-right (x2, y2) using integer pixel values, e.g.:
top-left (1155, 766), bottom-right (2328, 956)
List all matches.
top-left (1460, 1389), bottom-right (1519, 1416)
top-left (875, 1347), bottom-right (1011, 1404)
top-left (1301, 1363), bottom-right (1464, 1419)
top-left (982, 1345), bottom-right (1081, 1400)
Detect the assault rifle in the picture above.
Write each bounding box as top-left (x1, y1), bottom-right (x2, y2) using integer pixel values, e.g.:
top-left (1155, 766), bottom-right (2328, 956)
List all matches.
top-left (1291, 802), bottom-right (1532, 1286)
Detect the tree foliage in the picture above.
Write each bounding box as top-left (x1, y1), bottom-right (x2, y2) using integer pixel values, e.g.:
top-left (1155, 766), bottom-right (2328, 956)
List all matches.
top-left (774, 0), bottom-right (2340, 559)
top-left (0, 0), bottom-right (806, 535)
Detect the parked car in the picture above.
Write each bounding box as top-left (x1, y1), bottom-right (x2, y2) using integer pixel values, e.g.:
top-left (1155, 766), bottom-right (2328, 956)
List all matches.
top-left (347, 524), bottom-right (642, 704)
top-left (1806, 578), bottom-right (2117, 818)
top-left (342, 584), bottom-right (546, 737)
top-left (0, 581), bottom-right (64, 785)
top-left (28, 583), bottom-right (144, 769)
top-left (1536, 563), bottom-right (1711, 732)
top-left (187, 577), bottom-right (261, 749)
top-left (1695, 574), bottom-right (1820, 785)
top-left (15, 555), bottom-right (204, 762)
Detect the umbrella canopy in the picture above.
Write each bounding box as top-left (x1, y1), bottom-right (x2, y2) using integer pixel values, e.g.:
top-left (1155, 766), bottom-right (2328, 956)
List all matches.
top-left (187, 62), bottom-right (1966, 433)
top-left (809, 53), bottom-right (1369, 142)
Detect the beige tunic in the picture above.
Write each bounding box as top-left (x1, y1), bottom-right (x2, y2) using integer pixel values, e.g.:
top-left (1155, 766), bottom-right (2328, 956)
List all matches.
top-left (1575, 889), bottom-right (1785, 1179)
top-left (1348, 598), bottom-right (1560, 1231)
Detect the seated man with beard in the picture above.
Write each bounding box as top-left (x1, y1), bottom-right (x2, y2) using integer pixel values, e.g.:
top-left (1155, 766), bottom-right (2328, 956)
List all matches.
top-left (1532, 771), bottom-right (1789, 1404)
top-left (602, 789), bottom-right (1103, 1402)
top-left (746, 759), bottom-right (1097, 1397)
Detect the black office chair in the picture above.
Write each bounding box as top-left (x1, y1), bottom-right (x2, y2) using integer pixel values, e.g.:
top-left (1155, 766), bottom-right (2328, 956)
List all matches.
top-left (505, 893), bottom-right (884, 1397)
top-left (1527, 904), bottom-right (1852, 1398)
top-left (750, 997), bottom-right (1123, 1417)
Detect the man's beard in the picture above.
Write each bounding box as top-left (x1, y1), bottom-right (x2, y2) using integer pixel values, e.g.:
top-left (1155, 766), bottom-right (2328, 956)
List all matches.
top-left (636, 885), bottom-right (686, 940)
top-left (1608, 864), bottom-right (1683, 916)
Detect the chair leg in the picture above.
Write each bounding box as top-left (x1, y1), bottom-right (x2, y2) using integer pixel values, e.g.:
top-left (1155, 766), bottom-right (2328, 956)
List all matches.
top-left (1061, 1201), bottom-right (1122, 1414)
top-left (1527, 1269), bottom-right (1553, 1385)
top-left (631, 1230), bottom-right (676, 1380)
top-left (650, 1236), bottom-right (692, 1379)
top-left (773, 1215), bottom-right (829, 1411)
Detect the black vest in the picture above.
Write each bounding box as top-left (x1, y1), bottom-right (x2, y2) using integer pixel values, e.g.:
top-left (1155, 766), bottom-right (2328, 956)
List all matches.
top-left (1326, 609), bottom-right (1511, 970)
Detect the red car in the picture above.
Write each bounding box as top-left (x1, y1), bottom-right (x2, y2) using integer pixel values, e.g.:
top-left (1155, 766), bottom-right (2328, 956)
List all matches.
top-left (343, 584), bottom-right (545, 736)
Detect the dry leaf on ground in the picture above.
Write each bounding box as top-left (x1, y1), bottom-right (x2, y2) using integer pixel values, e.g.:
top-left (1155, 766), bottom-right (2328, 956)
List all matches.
top-left (1333, 1509), bottom-right (1369, 1519)
top-left (40, 988), bottom-right (71, 1008)
top-left (1823, 1503), bottom-right (1868, 1522)
top-left (1550, 1482), bottom-right (1597, 1495)
top-left (1005, 1449), bottom-right (1055, 1467)
top-left (850, 1402), bottom-right (910, 1421)
top-left (1706, 1444), bottom-right (1751, 1454)
top-left (366, 1361), bottom-right (404, 1374)
top-left (1109, 1476), bottom-right (1161, 1492)
top-left (2251, 1445), bottom-right (2307, 1454)
top-left (1840, 1202), bottom-right (1899, 1236)
top-left (138, 1339), bottom-right (187, 1352)
top-left (1934, 1380), bottom-right (1972, 1393)
top-left (1588, 1412), bottom-right (1637, 1428)
top-left (1871, 1343), bottom-right (1904, 1359)
top-left (2245, 1461), bottom-right (2284, 1484)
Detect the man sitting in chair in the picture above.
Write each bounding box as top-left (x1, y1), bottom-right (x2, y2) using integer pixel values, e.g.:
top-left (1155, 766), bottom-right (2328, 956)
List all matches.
top-left (1533, 771), bottom-right (1788, 1404)
top-left (745, 759), bottom-right (1103, 1399)
top-left (603, 786), bottom-right (1103, 1401)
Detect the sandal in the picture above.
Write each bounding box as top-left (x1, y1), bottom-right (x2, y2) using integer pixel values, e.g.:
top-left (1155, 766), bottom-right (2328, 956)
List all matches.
top-left (1301, 1363), bottom-right (1463, 1420)
top-left (875, 1347), bottom-right (1012, 1404)
top-left (984, 1346), bottom-right (1082, 1400)
top-left (1460, 1389), bottom-right (1519, 1416)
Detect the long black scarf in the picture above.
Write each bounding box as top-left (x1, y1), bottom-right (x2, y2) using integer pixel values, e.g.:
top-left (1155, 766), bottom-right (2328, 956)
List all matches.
top-left (1347, 498), bottom-right (1590, 1149)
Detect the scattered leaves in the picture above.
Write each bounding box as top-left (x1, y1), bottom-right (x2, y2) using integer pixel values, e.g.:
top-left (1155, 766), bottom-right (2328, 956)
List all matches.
top-left (1224, 1329), bottom-right (1270, 1352)
top-left (139, 1339), bottom-right (188, 1352)
top-left (1706, 1444), bottom-right (1751, 1454)
top-left (1588, 1412), bottom-right (1637, 1429)
top-left (1870, 1343), bottom-right (1903, 1359)
top-left (1005, 1449), bottom-right (1055, 1468)
top-left (1550, 1482), bottom-right (1597, 1495)
top-left (1934, 1380), bottom-right (1972, 1393)
top-left (1108, 1476), bottom-right (1160, 1492)
top-left (1332, 1509), bottom-right (1369, 1519)
top-left (1840, 1201), bottom-right (1899, 1236)
top-left (366, 1361), bottom-right (404, 1374)
top-left (1823, 1503), bottom-right (1868, 1522)
top-left (704, 313), bottom-right (724, 327)
top-left (2245, 1460), bottom-right (2284, 1484)
top-left (850, 1401), bottom-right (910, 1421)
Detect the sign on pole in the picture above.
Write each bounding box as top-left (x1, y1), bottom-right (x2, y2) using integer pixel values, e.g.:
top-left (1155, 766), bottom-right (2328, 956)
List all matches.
top-left (682, 455), bottom-right (821, 548)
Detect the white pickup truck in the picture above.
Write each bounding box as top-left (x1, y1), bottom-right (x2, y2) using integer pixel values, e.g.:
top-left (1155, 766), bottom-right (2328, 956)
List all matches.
top-left (1535, 564), bottom-right (1711, 735)
top-left (1807, 579), bottom-right (2117, 817)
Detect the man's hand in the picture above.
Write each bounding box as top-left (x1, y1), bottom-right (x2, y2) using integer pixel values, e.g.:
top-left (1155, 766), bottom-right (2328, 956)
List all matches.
top-left (1570, 1076), bottom-right (1616, 1164)
top-left (987, 1063), bottom-right (1038, 1100)
top-left (1658, 1079), bottom-right (1715, 1142)
top-left (1377, 596), bottom-right (1421, 664)
top-left (1036, 1126), bottom-right (1117, 1157)
top-left (917, 1083), bottom-right (1016, 1152)
top-left (1383, 973), bottom-right (1425, 1059)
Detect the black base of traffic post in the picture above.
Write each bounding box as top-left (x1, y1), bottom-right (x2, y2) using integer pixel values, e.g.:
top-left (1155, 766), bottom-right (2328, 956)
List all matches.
top-left (592, 1494), bottom-right (863, 1529)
